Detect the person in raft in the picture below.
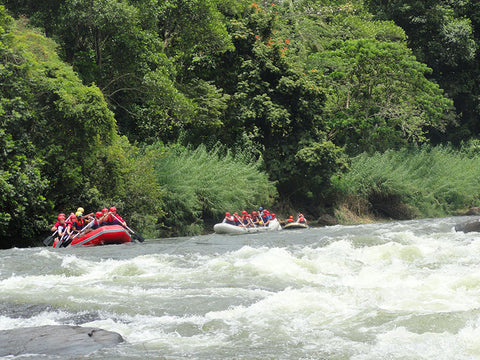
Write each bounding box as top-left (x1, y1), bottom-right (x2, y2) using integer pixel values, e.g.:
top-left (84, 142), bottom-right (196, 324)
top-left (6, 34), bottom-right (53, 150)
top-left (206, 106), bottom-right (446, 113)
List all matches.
top-left (251, 211), bottom-right (262, 226)
top-left (51, 213), bottom-right (66, 232)
top-left (101, 207), bottom-right (109, 220)
top-left (70, 214), bottom-right (85, 234)
top-left (233, 212), bottom-right (244, 227)
top-left (79, 206), bottom-right (96, 223)
top-left (298, 213), bottom-right (307, 224)
top-left (241, 211), bottom-right (253, 227)
top-left (245, 214), bottom-right (255, 227)
top-left (106, 206), bottom-right (126, 226)
top-left (54, 216), bottom-right (69, 244)
top-left (223, 212), bottom-right (236, 225)
top-left (287, 216), bottom-right (294, 223)
top-left (79, 211), bottom-right (106, 235)
top-left (261, 209), bottom-right (271, 226)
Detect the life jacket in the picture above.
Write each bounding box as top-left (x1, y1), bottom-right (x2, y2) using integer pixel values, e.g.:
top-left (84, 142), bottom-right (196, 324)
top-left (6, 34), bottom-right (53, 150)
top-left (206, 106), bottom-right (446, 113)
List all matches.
top-left (298, 216), bottom-right (306, 223)
top-left (91, 218), bottom-right (103, 229)
top-left (261, 215), bottom-right (270, 226)
top-left (65, 218), bottom-right (74, 229)
top-left (104, 215), bottom-right (113, 225)
top-left (72, 219), bottom-right (84, 231)
top-left (225, 216), bottom-right (236, 225)
top-left (57, 224), bottom-right (67, 237)
top-left (107, 213), bottom-right (124, 225)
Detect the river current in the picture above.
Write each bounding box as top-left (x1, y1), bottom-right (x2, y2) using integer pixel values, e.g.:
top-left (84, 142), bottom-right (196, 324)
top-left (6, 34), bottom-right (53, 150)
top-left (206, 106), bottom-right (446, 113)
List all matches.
top-left (2, 216), bottom-right (480, 359)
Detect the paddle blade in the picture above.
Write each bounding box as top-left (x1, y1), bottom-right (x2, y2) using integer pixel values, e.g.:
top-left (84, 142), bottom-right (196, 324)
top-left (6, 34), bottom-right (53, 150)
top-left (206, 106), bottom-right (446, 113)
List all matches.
top-left (132, 232), bottom-right (145, 243)
top-left (43, 234), bottom-right (54, 246)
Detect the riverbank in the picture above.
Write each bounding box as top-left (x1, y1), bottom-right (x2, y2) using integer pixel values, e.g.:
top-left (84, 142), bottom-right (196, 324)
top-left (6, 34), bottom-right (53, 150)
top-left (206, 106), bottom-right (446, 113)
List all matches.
top-left (275, 199), bottom-right (480, 231)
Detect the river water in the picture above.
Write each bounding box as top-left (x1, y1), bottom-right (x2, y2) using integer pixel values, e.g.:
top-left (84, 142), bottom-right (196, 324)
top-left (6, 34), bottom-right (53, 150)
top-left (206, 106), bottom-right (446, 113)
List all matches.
top-left (2, 216), bottom-right (480, 359)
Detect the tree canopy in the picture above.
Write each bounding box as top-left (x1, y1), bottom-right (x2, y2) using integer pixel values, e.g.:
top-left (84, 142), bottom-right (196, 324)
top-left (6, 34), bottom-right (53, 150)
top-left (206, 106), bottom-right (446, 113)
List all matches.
top-left (0, 0), bottom-right (477, 247)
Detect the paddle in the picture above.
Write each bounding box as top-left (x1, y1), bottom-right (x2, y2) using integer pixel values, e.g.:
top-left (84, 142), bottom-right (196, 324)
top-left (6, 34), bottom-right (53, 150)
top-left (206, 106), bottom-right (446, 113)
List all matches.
top-left (43, 230), bottom-right (58, 246)
top-left (251, 213), bottom-right (264, 227)
top-left (43, 215), bottom-right (72, 246)
top-left (233, 215), bottom-right (247, 228)
top-left (245, 215), bottom-right (257, 229)
top-left (62, 219), bottom-right (95, 247)
top-left (112, 214), bottom-right (145, 242)
top-left (54, 226), bottom-right (70, 248)
top-left (57, 215), bottom-right (81, 248)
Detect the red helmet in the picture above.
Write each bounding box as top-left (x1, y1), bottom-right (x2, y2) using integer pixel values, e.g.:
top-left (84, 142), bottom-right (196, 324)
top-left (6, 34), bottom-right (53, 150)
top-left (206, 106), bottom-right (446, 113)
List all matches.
top-left (263, 209), bottom-right (267, 213)
top-left (102, 208), bottom-right (108, 213)
top-left (242, 210), bottom-right (247, 214)
top-left (271, 213), bottom-right (276, 218)
top-left (252, 211), bottom-right (257, 215)
top-left (58, 213), bottom-right (65, 220)
top-left (95, 211), bottom-right (103, 218)
top-left (71, 215), bottom-right (77, 220)
top-left (110, 206), bottom-right (117, 212)
top-left (225, 212), bottom-right (230, 216)
top-left (234, 212), bottom-right (238, 216)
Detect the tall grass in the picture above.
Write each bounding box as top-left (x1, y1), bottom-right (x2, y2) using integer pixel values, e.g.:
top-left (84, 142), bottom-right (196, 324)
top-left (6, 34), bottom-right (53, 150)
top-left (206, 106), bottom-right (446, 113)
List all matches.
top-left (149, 143), bottom-right (277, 235)
top-left (336, 145), bottom-right (480, 218)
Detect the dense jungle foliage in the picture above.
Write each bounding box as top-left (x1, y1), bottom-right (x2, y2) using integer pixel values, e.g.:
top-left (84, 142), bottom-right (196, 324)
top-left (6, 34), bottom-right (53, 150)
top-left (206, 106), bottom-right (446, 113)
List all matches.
top-left (0, 0), bottom-right (479, 247)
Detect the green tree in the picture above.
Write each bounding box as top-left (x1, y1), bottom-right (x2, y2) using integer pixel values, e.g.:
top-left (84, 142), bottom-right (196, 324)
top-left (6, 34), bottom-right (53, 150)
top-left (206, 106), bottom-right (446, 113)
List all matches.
top-left (308, 39), bottom-right (454, 154)
top-left (0, 13), bottom-right (124, 247)
top-left (365, 0), bottom-right (480, 141)
top-left (210, 3), bottom-right (347, 200)
top-left (0, 8), bottom-right (52, 247)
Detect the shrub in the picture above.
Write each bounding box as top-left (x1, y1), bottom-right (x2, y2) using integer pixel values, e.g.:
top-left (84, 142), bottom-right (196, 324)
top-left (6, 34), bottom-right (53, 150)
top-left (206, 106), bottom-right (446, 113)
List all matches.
top-left (148, 143), bottom-right (277, 236)
top-left (335, 145), bottom-right (480, 218)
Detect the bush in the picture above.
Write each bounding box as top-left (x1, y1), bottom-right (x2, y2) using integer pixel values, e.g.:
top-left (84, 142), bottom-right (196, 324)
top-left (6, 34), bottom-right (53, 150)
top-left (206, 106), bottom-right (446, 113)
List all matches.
top-left (335, 145), bottom-right (480, 218)
top-left (148, 143), bottom-right (277, 236)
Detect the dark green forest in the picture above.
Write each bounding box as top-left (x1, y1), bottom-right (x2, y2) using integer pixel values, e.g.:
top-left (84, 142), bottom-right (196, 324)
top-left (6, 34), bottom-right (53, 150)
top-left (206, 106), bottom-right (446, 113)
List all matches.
top-left (1, 0), bottom-right (480, 248)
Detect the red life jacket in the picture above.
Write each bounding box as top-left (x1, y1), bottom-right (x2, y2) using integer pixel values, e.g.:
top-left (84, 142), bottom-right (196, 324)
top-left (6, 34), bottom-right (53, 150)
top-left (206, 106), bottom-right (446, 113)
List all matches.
top-left (108, 213), bottom-right (124, 224)
top-left (72, 219), bottom-right (84, 231)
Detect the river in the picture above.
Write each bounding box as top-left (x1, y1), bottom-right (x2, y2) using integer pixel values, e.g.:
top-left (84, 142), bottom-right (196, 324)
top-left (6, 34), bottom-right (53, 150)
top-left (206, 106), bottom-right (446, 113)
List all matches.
top-left (2, 216), bottom-right (480, 359)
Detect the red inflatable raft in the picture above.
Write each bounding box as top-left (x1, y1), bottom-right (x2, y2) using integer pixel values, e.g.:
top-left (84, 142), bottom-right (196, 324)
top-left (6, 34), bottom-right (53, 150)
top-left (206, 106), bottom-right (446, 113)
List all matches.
top-left (53, 225), bottom-right (132, 247)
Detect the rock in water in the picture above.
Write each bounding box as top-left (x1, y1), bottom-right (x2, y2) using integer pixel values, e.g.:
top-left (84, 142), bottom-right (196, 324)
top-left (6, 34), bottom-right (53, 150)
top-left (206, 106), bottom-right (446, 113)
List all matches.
top-left (0, 325), bottom-right (124, 356)
top-left (455, 219), bottom-right (480, 233)
top-left (465, 207), bottom-right (480, 216)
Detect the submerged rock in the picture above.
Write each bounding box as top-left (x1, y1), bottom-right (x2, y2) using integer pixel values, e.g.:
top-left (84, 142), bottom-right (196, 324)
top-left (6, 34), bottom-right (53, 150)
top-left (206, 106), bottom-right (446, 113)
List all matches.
top-left (465, 207), bottom-right (480, 216)
top-left (317, 214), bottom-right (338, 226)
top-left (454, 218), bottom-right (480, 233)
top-left (0, 325), bottom-right (124, 357)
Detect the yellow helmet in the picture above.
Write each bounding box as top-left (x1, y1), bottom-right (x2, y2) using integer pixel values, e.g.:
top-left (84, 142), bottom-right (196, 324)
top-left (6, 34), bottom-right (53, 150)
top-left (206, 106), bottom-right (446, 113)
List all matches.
top-left (75, 211), bottom-right (82, 216)
top-left (76, 207), bottom-right (84, 214)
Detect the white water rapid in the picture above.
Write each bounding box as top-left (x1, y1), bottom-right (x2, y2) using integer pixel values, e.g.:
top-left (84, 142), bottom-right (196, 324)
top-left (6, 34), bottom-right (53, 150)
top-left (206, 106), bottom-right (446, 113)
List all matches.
top-left (2, 216), bottom-right (480, 359)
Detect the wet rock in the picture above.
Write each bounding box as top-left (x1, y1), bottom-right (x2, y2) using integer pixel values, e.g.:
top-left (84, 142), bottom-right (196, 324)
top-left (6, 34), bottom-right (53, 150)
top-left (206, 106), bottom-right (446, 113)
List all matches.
top-left (455, 219), bottom-right (480, 233)
top-left (317, 214), bottom-right (338, 226)
top-left (465, 207), bottom-right (480, 216)
top-left (0, 325), bottom-right (124, 357)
